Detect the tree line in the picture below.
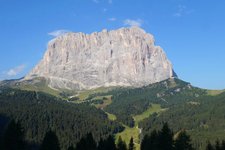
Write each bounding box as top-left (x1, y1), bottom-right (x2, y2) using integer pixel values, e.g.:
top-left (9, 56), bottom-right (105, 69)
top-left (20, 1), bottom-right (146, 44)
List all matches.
top-left (0, 119), bottom-right (133, 150)
top-left (1, 120), bottom-right (224, 150)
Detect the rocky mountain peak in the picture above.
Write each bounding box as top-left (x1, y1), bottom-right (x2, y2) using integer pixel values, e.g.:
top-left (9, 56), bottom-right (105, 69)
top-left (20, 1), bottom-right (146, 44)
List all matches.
top-left (25, 27), bottom-right (176, 90)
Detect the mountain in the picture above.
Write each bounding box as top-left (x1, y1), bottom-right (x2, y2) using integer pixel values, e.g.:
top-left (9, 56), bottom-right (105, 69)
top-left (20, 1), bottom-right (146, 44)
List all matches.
top-left (25, 27), bottom-right (176, 90)
top-left (1, 27), bottom-right (224, 150)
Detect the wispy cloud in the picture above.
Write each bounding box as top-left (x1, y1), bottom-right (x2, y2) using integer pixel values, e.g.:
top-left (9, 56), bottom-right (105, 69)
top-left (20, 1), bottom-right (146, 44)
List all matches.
top-left (48, 30), bottom-right (70, 37)
top-left (173, 5), bottom-right (194, 17)
top-left (6, 64), bottom-right (26, 77)
top-left (108, 17), bottom-right (117, 21)
top-left (123, 19), bottom-right (143, 27)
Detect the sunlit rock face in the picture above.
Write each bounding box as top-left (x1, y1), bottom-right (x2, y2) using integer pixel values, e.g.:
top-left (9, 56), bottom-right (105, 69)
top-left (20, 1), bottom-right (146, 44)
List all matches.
top-left (25, 27), bottom-right (175, 90)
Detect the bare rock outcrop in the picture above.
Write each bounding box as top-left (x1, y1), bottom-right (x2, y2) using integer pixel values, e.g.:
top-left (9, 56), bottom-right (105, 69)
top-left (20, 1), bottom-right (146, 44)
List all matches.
top-left (25, 27), bottom-right (176, 90)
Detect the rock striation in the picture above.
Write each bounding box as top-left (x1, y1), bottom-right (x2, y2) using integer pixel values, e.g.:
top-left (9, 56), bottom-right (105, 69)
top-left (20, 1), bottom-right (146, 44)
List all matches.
top-left (25, 27), bottom-right (176, 90)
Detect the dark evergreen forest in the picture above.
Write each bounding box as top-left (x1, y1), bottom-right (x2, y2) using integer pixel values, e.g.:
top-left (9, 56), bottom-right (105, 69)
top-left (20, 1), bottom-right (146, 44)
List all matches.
top-left (1, 120), bottom-right (225, 150)
top-left (0, 88), bottom-right (124, 149)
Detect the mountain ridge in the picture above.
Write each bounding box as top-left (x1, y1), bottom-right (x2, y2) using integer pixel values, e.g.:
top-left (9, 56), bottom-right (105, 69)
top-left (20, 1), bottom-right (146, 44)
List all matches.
top-left (25, 27), bottom-right (176, 90)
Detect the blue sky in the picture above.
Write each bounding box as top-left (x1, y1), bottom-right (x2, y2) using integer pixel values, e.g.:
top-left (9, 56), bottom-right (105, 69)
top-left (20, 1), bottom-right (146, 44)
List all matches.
top-left (0, 0), bottom-right (224, 89)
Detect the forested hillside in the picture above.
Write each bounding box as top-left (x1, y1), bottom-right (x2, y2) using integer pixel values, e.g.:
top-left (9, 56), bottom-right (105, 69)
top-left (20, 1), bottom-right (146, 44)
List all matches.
top-left (139, 92), bottom-right (225, 149)
top-left (0, 88), bottom-right (124, 149)
top-left (0, 78), bottom-right (224, 150)
top-left (100, 78), bottom-right (206, 127)
top-left (80, 78), bottom-right (224, 149)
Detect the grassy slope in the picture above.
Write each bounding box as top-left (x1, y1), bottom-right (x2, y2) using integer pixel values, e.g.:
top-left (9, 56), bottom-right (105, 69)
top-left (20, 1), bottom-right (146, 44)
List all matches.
top-left (207, 89), bottom-right (225, 96)
top-left (93, 96), bottom-right (113, 109)
top-left (133, 104), bottom-right (166, 125)
top-left (105, 112), bottom-right (117, 121)
top-left (77, 87), bottom-right (117, 101)
top-left (3, 77), bottom-right (76, 99)
top-left (115, 104), bottom-right (165, 150)
top-left (116, 125), bottom-right (140, 149)
top-left (16, 82), bottom-right (61, 98)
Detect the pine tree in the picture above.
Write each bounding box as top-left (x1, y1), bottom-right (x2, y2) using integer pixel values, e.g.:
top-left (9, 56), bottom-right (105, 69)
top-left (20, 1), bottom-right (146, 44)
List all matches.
top-left (2, 120), bottom-right (25, 150)
top-left (206, 141), bottom-right (214, 150)
top-left (76, 137), bottom-right (86, 150)
top-left (140, 135), bottom-right (149, 150)
top-left (67, 145), bottom-right (75, 150)
top-left (86, 133), bottom-right (97, 150)
top-left (128, 137), bottom-right (135, 150)
top-left (76, 133), bottom-right (96, 150)
top-left (97, 135), bottom-right (116, 150)
top-left (215, 140), bottom-right (221, 150)
top-left (117, 136), bottom-right (127, 150)
top-left (221, 140), bottom-right (225, 150)
top-left (149, 130), bottom-right (160, 150)
top-left (141, 130), bottom-right (160, 150)
top-left (174, 130), bottom-right (194, 150)
top-left (105, 135), bottom-right (116, 150)
top-left (40, 130), bottom-right (60, 150)
top-left (97, 138), bottom-right (105, 150)
top-left (158, 123), bottom-right (173, 150)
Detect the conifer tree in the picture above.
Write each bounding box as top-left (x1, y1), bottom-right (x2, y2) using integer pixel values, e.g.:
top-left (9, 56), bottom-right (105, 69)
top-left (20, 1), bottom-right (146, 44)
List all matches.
top-left (2, 120), bottom-right (25, 150)
top-left (215, 140), bottom-right (221, 150)
top-left (206, 141), bottom-right (214, 150)
top-left (221, 140), bottom-right (225, 150)
top-left (40, 130), bottom-right (60, 150)
top-left (117, 136), bottom-right (127, 150)
top-left (67, 145), bottom-right (75, 150)
top-left (158, 123), bottom-right (173, 150)
top-left (105, 135), bottom-right (116, 150)
top-left (149, 130), bottom-right (160, 150)
top-left (128, 137), bottom-right (135, 150)
top-left (140, 135), bottom-right (149, 150)
top-left (174, 130), bottom-right (194, 150)
top-left (97, 138), bottom-right (105, 150)
top-left (97, 135), bottom-right (116, 150)
top-left (76, 133), bottom-right (96, 150)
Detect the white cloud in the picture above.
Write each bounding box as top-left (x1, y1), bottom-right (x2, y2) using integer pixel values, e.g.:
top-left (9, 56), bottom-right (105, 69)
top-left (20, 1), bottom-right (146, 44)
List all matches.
top-left (6, 64), bottom-right (26, 77)
top-left (48, 30), bottom-right (70, 37)
top-left (174, 5), bottom-right (186, 17)
top-left (108, 17), bottom-right (117, 21)
top-left (123, 19), bottom-right (143, 27)
top-left (173, 5), bottom-right (194, 17)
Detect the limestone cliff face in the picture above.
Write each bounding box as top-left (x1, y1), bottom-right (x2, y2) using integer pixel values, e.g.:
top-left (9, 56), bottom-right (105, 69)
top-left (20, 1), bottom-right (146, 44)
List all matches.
top-left (25, 27), bottom-right (175, 90)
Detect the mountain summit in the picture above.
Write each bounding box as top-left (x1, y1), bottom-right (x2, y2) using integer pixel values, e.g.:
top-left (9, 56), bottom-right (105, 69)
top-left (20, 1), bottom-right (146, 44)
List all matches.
top-left (25, 27), bottom-right (176, 90)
